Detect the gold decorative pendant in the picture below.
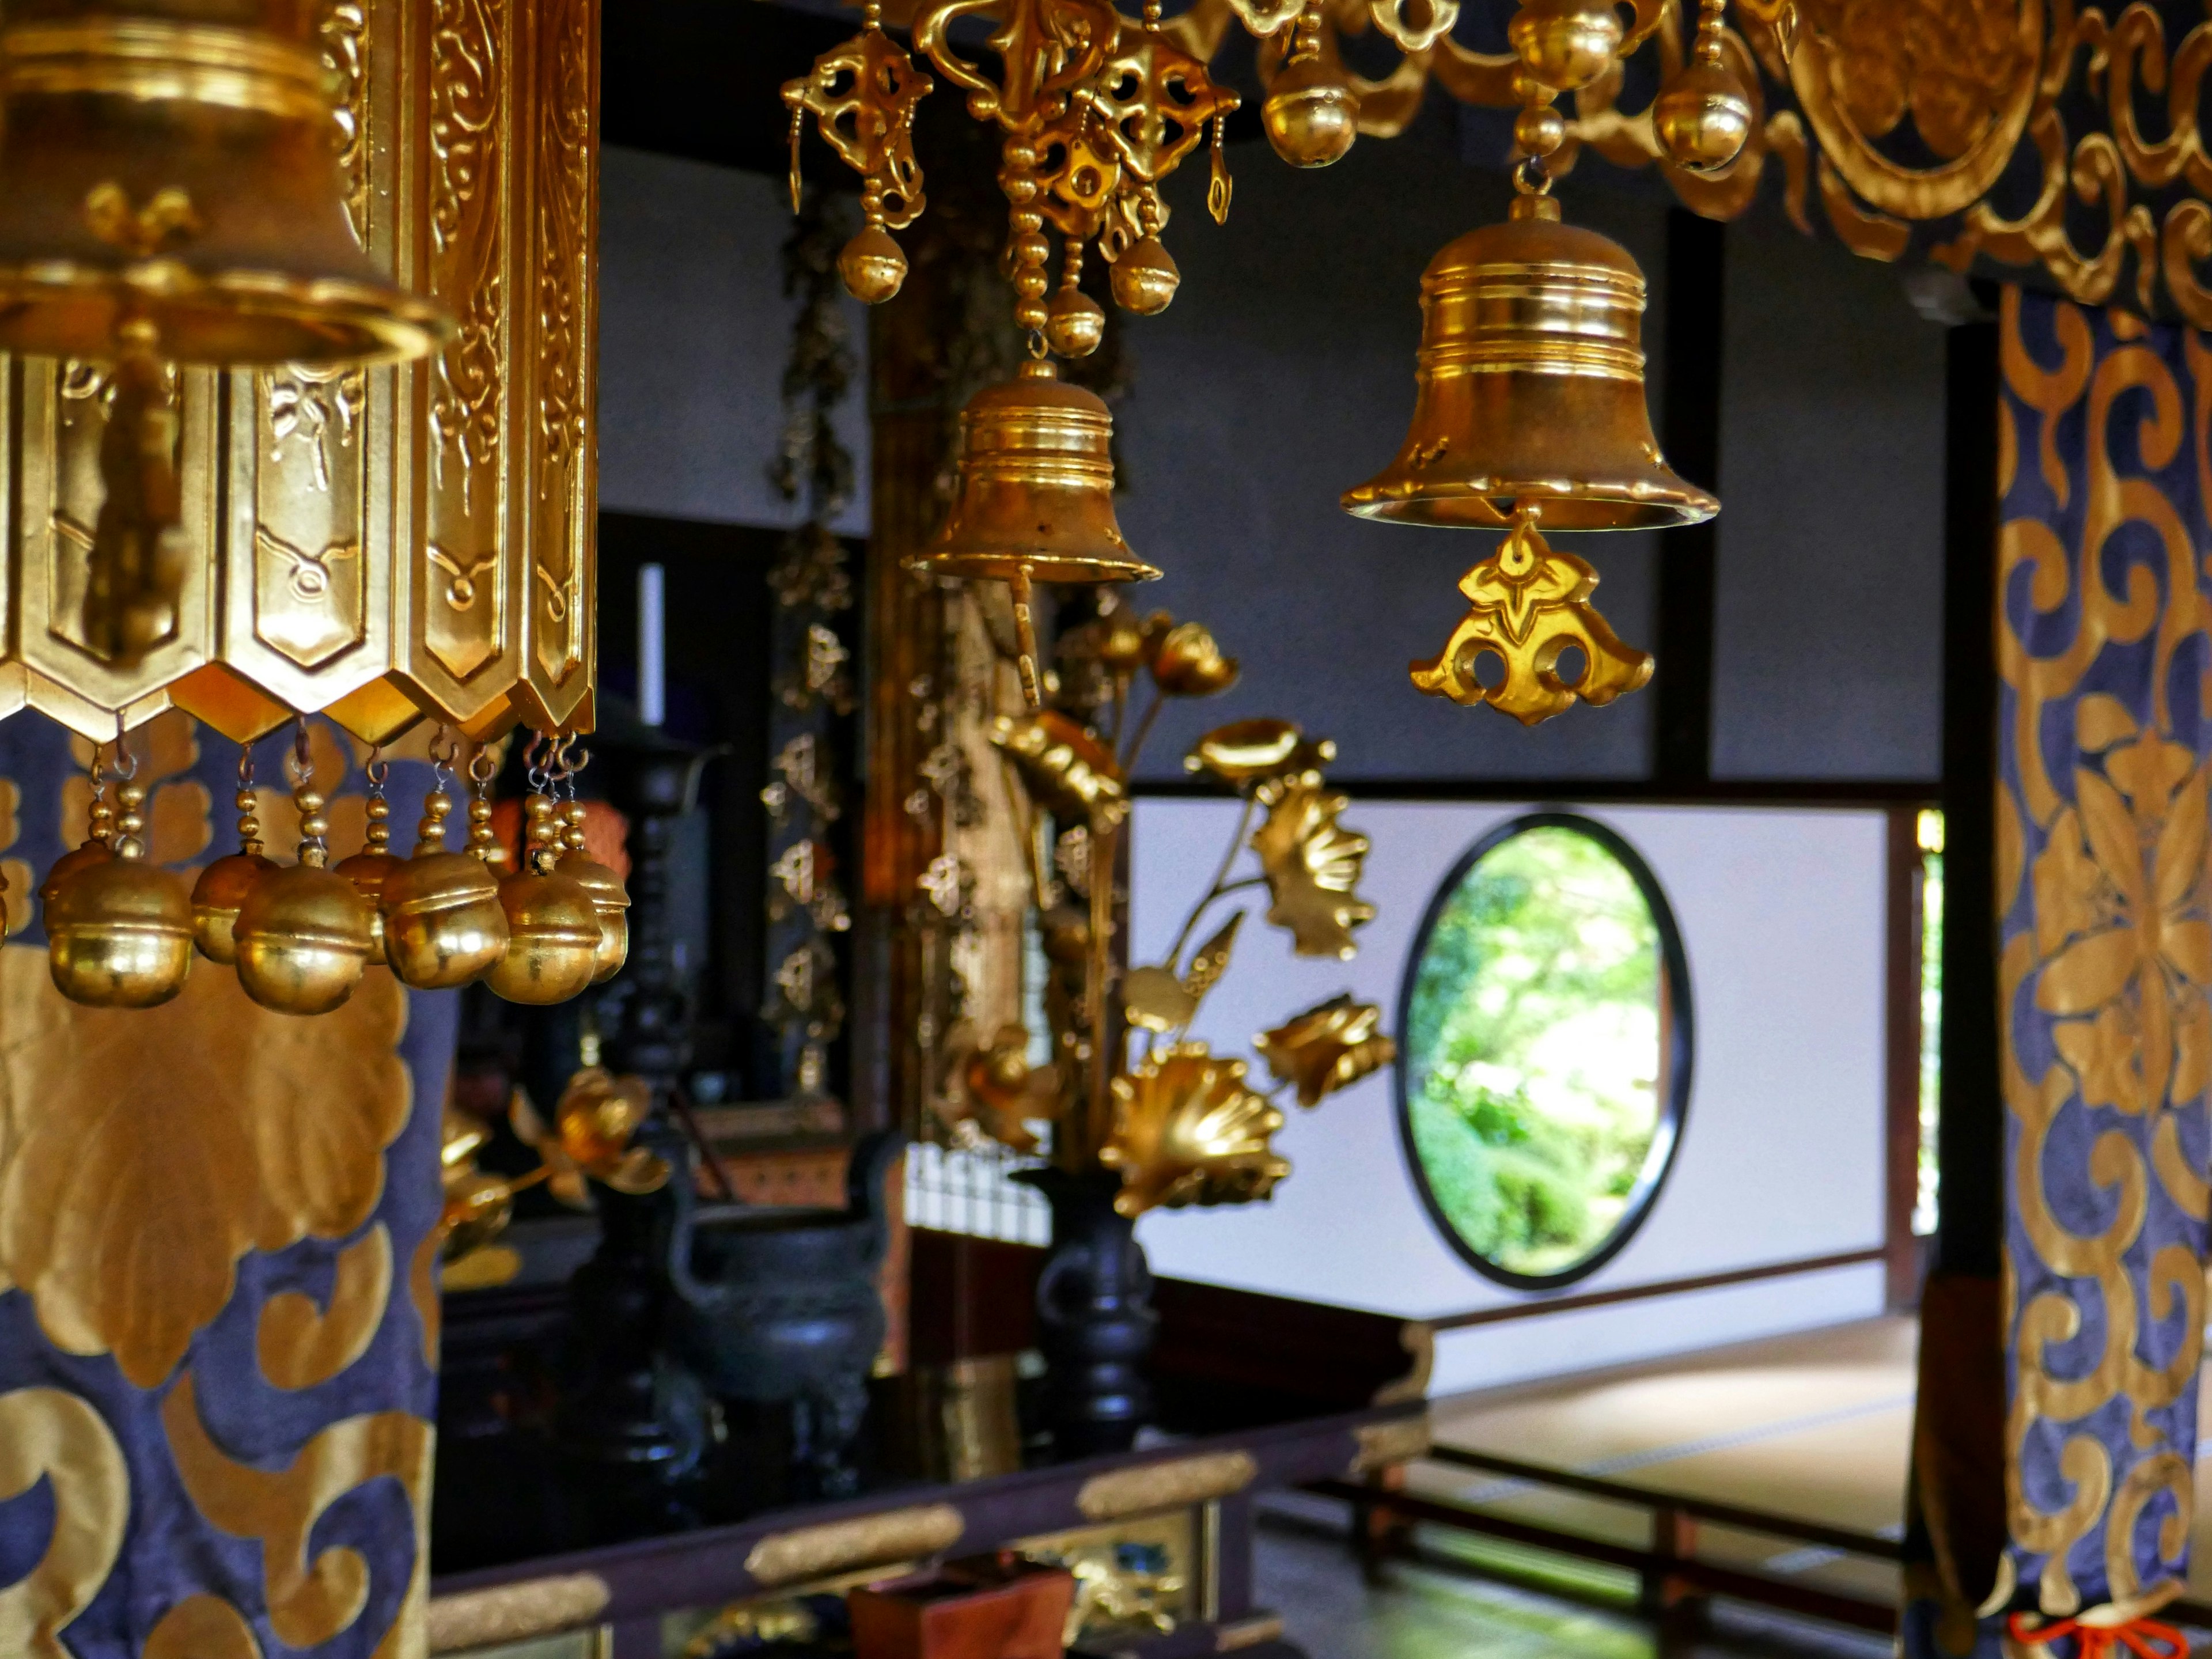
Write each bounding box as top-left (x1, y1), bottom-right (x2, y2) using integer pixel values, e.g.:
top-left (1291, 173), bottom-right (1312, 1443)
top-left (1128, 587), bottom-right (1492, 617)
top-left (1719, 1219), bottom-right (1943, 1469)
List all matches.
top-left (1408, 511), bottom-right (1654, 725)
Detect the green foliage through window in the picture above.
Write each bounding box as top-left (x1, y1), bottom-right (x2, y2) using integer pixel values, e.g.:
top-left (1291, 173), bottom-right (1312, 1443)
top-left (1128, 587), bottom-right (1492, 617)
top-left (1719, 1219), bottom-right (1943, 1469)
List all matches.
top-left (1403, 822), bottom-right (1677, 1281)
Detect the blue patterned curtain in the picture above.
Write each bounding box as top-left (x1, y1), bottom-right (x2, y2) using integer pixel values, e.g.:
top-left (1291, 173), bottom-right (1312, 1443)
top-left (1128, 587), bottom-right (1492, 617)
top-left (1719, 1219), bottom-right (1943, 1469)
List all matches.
top-left (0, 714), bottom-right (456, 1659)
top-left (1996, 286), bottom-right (2212, 1633)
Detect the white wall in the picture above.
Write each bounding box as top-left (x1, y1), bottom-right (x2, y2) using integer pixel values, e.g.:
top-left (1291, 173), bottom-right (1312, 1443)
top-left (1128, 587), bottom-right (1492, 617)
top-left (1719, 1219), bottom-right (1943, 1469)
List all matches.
top-left (1127, 798), bottom-right (1891, 1395)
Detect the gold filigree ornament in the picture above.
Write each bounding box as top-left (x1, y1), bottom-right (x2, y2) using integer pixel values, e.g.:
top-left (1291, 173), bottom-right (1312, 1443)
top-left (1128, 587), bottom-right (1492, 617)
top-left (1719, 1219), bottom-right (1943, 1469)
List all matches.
top-left (783, 3), bottom-right (933, 304)
top-left (1256, 993), bottom-right (1396, 1107)
top-left (1101, 1043), bottom-right (1289, 1217)
top-left (1250, 782), bottom-right (1376, 959)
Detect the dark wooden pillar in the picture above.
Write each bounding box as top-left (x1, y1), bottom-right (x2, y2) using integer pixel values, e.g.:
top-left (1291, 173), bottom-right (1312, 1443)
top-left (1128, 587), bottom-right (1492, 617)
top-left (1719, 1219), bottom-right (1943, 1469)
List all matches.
top-left (1653, 207), bottom-right (1726, 785)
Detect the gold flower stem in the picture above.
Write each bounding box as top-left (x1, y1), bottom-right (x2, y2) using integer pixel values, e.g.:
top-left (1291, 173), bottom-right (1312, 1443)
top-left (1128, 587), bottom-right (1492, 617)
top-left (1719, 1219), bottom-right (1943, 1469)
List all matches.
top-left (1006, 567), bottom-right (1043, 709)
top-left (1084, 814), bottom-right (1119, 1166)
top-left (1001, 755), bottom-right (1056, 912)
top-left (1120, 687), bottom-right (1165, 772)
top-left (1162, 793), bottom-right (1259, 970)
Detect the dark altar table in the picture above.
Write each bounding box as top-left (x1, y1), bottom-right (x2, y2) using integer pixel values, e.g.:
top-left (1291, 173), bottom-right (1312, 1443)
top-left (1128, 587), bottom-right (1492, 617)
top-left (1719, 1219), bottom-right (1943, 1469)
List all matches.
top-left (425, 1228), bottom-right (1432, 1659)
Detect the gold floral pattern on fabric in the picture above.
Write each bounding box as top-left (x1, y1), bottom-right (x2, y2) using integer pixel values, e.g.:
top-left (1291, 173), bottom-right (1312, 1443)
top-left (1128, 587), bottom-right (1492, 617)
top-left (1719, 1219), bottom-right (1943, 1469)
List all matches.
top-left (256, 1224), bottom-right (395, 1391)
top-left (1997, 285), bottom-right (2212, 1624)
top-left (0, 1387), bottom-right (128, 1659)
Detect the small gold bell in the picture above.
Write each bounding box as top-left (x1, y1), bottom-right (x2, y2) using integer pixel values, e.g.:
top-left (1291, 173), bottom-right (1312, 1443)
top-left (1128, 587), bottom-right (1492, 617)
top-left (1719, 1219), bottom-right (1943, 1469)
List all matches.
top-left (1045, 284), bottom-right (1106, 359)
top-left (191, 746), bottom-right (272, 963)
top-left (1653, 0), bottom-right (1751, 174)
top-left (486, 795), bottom-right (600, 1005)
top-left (234, 770), bottom-right (373, 1016)
top-left (1343, 201), bottom-right (1717, 531)
top-left (1264, 13), bottom-right (1359, 169)
top-left (46, 777), bottom-right (192, 1008)
top-left (382, 761), bottom-right (507, 990)
top-left (1507, 0), bottom-right (1625, 91)
top-left (556, 801), bottom-right (630, 984)
top-left (838, 225), bottom-right (908, 305)
top-left (332, 752), bottom-right (402, 966)
top-left (1111, 236), bottom-right (1180, 316)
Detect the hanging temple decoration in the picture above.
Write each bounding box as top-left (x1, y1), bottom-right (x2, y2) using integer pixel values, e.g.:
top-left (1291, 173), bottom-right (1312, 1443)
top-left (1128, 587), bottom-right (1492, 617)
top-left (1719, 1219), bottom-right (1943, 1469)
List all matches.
top-left (0, 0), bottom-right (612, 1014)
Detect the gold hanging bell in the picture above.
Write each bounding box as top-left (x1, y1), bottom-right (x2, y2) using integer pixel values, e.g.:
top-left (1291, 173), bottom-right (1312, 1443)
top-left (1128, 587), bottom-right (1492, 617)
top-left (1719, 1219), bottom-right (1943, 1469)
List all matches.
top-left (0, 0), bottom-right (450, 366)
top-left (909, 359), bottom-right (1159, 706)
top-left (1343, 200), bottom-right (1716, 531)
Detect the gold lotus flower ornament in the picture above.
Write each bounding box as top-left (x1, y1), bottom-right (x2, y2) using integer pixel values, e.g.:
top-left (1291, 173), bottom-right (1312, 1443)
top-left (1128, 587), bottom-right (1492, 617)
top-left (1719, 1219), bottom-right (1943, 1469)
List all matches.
top-left (1149, 622), bottom-right (1240, 696)
top-left (1251, 784), bottom-right (1377, 959)
top-left (1257, 995), bottom-right (1396, 1107)
top-left (939, 1021), bottom-right (1061, 1153)
top-left (1183, 719), bottom-right (1338, 790)
top-left (990, 711), bottom-right (1128, 827)
top-left (1101, 1043), bottom-right (1290, 1217)
top-left (510, 1069), bottom-right (672, 1203)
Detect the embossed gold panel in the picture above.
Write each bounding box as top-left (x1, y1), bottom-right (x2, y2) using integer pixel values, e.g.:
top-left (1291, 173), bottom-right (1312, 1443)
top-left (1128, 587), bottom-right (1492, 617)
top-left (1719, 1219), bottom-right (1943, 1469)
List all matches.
top-left (0, 0), bottom-right (600, 746)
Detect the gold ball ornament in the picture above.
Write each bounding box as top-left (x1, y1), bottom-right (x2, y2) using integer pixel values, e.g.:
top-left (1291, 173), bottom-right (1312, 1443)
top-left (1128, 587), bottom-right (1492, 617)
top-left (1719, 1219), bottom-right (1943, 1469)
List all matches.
top-left (46, 855), bottom-right (195, 1008)
top-left (1263, 54), bottom-right (1360, 168)
top-left (838, 225), bottom-right (907, 304)
top-left (1044, 286), bottom-right (1106, 358)
top-left (334, 850), bottom-right (404, 966)
top-left (1513, 102), bottom-right (1566, 158)
top-left (233, 864), bottom-right (376, 1015)
top-left (383, 786), bottom-right (509, 989)
top-left (484, 868), bottom-right (601, 1005)
top-left (190, 851), bottom-right (276, 963)
top-left (1111, 237), bottom-right (1181, 316)
top-left (1508, 0), bottom-right (1624, 91)
top-left (1653, 56), bottom-right (1752, 172)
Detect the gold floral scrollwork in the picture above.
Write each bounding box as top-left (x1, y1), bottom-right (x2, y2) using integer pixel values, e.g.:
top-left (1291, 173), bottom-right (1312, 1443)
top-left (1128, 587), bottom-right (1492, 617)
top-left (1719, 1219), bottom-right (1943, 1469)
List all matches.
top-left (0, 1387), bottom-right (128, 1659)
top-left (257, 1224), bottom-right (395, 1391)
top-left (1410, 517), bottom-right (1653, 726)
top-left (164, 1372), bottom-right (433, 1654)
top-left (144, 1596), bottom-right (265, 1659)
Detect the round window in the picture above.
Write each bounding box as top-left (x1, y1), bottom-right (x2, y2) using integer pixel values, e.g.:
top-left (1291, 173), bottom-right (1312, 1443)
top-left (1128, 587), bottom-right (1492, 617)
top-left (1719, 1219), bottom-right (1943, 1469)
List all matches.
top-left (1397, 813), bottom-right (1691, 1288)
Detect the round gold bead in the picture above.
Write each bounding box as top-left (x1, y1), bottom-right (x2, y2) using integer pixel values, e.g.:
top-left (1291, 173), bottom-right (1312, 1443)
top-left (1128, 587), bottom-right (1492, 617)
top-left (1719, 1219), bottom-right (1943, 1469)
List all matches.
top-left (1653, 56), bottom-right (1753, 172)
top-left (190, 850), bottom-right (277, 964)
top-left (381, 852), bottom-right (509, 989)
top-left (838, 226), bottom-right (908, 305)
top-left (46, 857), bottom-right (195, 1008)
top-left (1111, 237), bottom-right (1181, 316)
top-left (1263, 55), bottom-right (1360, 168)
top-left (1513, 102), bottom-right (1567, 159)
top-left (234, 864), bottom-right (376, 1016)
top-left (484, 870), bottom-right (601, 1005)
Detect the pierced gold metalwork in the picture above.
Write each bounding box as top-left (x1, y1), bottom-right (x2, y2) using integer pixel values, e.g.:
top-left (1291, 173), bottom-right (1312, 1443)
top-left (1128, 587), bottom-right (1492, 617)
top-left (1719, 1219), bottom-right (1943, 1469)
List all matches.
top-left (783, 4), bottom-right (932, 304)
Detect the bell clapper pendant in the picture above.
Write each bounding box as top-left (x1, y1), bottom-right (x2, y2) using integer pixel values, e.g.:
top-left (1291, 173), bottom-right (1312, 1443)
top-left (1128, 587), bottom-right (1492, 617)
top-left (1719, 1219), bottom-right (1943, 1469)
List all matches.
top-left (234, 721), bottom-right (374, 1015)
top-left (191, 745), bottom-right (278, 963)
top-left (486, 741), bottom-right (601, 1006)
top-left (1264, 3), bottom-right (1359, 168)
top-left (549, 740), bottom-right (631, 985)
top-left (1044, 240), bottom-right (1105, 361)
top-left (1653, 0), bottom-right (1753, 173)
top-left (82, 319), bottom-right (192, 669)
top-left (381, 729), bottom-right (507, 989)
top-left (334, 749), bottom-right (403, 966)
top-left (47, 733), bottom-right (194, 1008)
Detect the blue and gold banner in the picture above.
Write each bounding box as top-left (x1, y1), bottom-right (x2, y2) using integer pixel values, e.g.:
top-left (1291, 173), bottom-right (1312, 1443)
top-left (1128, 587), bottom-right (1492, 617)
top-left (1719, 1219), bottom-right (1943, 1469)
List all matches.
top-left (1997, 286), bottom-right (2212, 1624)
top-left (0, 715), bottom-right (455, 1659)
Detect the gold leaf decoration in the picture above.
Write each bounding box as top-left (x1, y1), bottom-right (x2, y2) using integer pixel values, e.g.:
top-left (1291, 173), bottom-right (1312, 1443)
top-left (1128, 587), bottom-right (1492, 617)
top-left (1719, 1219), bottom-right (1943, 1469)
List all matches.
top-left (1256, 994), bottom-right (1397, 1108)
top-left (1249, 785), bottom-right (1377, 960)
top-left (0, 1387), bottom-right (128, 1659)
top-left (1122, 964), bottom-right (1198, 1032)
top-left (990, 710), bottom-right (1127, 827)
top-left (1149, 620), bottom-right (1240, 697)
top-left (256, 1224), bottom-right (393, 1391)
top-left (0, 945), bottom-right (410, 1387)
top-left (164, 1372), bottom-right (431, 1653)
top-left (1101, 1043), bottom-right (1289, 1218)
top-left (1181, 908), bottom-right (1244, 1003)
top-left (1181, 718), bottom-right (1336, 790)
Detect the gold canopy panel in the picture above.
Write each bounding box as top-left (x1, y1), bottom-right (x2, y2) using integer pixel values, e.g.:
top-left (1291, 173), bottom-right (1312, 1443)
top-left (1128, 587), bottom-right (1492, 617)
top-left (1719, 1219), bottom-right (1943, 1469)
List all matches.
top-left (0, 0), bottom-right (600, 745)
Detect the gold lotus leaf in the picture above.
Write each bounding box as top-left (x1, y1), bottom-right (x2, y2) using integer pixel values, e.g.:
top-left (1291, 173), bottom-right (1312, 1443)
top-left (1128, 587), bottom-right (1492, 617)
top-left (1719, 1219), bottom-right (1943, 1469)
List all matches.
top-left (1182, 908), bottom-right (1244, 1003)
top-left (509, 1086), bottom-right (589, 1209)
top-left (1250, 785), bottom-right (1377, 960)
top-left (556, 1067), bottom-right (671, 1196)
top-left (1101, 1041), bottom-right (1289, 1218)
top-left (991, 710), bottom-right (1128, 827)
top-left (1122, 964), bottom-right (1198, 1032)
top-left (1149, 621), bottom-right (1240, 697)
top-left (1183, 718), bottom-right (1339, 792)
top-left (0, 944), bottom-right (408, 1388)
top-left (1256, 993), bottom-right (1397, 1108)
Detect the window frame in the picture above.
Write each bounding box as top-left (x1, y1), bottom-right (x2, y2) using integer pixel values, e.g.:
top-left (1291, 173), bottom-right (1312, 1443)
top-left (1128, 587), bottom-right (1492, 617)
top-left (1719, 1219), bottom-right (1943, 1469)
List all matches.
top-left (1393, 810), bottom-right (1696, 1291)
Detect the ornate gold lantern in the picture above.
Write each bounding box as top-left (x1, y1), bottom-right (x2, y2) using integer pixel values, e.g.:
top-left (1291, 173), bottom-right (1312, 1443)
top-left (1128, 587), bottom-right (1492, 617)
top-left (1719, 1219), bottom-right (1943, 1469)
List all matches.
top-left (909, 361), bottom-right (1158, 706)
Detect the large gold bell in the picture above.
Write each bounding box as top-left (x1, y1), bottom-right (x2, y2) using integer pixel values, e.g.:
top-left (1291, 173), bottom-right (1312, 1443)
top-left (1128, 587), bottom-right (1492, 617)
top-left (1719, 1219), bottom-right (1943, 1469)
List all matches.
top-left (190, 849), bottom-right (274, 963)
top-left (484, 870), bottom-right (601, 1006)
top-left (0, 0), bottom-right (449, 366)
top-left (1343, 201), bottom-right (1718, 531)
top-left (382, 852), bottom-right (507, 989)
top-left (910, 362), bottom-right (1159, 587)
top-left (233, 863), bottom-right (374, 1014)
top-left (46, 853), bottom-right (194, 1007)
